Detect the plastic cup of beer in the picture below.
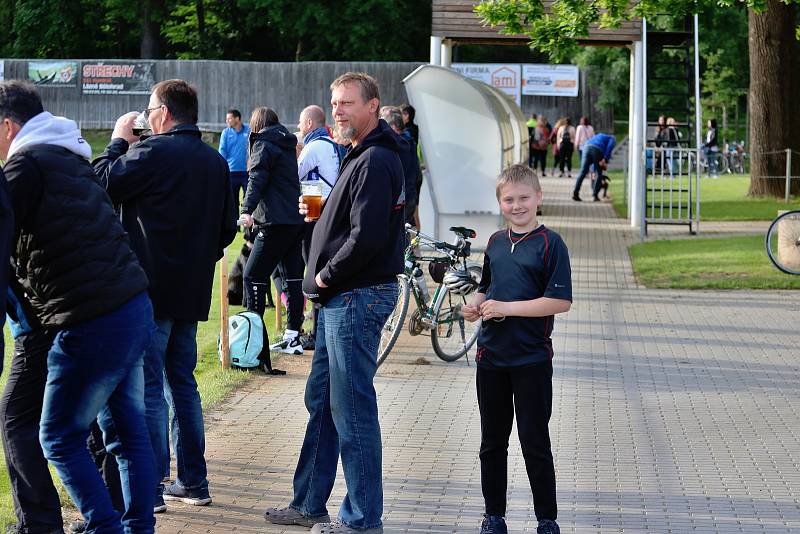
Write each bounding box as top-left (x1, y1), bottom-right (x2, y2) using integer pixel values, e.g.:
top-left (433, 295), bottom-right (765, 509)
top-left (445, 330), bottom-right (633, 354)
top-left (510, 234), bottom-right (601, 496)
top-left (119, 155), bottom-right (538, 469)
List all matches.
top-left (132, 111), bottom-right (150, 137)
top-left (302, 181), bottom-right (323, 221)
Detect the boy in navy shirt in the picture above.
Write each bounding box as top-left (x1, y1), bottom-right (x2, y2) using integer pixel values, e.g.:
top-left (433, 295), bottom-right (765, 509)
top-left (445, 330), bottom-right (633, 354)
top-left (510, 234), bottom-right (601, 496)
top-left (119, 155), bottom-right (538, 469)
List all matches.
top-left (463, 164), bottom-right (572, 534)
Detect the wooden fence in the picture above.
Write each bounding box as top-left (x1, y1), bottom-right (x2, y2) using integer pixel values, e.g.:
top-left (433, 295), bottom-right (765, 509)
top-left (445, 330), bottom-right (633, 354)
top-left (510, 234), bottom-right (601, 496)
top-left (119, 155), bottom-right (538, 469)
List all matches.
top-left (1, 59), bottom-right (611, 132)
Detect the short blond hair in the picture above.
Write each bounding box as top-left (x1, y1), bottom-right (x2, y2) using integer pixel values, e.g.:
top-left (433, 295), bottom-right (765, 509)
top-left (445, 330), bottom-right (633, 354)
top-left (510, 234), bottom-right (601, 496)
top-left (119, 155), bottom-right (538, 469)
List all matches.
top-left (330, 72), bottom-right (380, 104)
top-left (496, 164), bottom-right (541, 199)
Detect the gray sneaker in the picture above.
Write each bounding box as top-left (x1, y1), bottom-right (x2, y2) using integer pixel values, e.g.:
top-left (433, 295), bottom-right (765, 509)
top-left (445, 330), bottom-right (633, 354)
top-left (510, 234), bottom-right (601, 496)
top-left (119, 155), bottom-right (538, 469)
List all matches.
top-left (264, 506), bottom-right (330, 527)
top-left (310, 521), bottom-right (383, 534)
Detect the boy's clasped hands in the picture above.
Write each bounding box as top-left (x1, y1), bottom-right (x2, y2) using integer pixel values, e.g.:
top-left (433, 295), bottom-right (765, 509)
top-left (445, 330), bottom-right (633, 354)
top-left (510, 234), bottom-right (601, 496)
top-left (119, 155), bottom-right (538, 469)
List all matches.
top-left (462, 295), bottom-right (506, 322)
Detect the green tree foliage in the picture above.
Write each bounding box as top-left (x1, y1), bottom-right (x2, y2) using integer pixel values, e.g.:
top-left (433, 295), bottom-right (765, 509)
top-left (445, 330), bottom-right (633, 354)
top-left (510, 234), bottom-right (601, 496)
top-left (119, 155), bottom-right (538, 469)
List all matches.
top-left (0, 0), bottom-right (432, 61)
top-left (476, 0), bottom-right (797, 61)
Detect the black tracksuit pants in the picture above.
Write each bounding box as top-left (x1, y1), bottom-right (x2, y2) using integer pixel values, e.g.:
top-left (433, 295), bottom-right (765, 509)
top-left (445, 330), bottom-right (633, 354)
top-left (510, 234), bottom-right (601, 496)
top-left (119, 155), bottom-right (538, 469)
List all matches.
top-left (244, 223), bottom-right (305, 332)
top-left (0, 330), bottom-right (63, 533)
top-left (531, 149), bottom-right (547, 174)
top-left (476, 361), bottom-right (557, 521)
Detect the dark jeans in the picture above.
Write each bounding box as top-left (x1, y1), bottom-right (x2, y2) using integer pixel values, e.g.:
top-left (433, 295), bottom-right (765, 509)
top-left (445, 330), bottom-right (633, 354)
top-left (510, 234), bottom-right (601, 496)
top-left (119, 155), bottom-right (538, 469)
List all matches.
top-left (531, 149), bottom-right (547, 174)
top-left (290, 283), bottom-right (398, 530)
top-left (144, 319), bottom-right (207, 493)
top-left (244, 224), bottom-right (305, 331)
top-left (0, 329), bottom-right (63, 534)
top-left (477, 362), bottom-right (557, 521)
top-left (573, 146), bottom-right (604, 198)
top-left (230, 171), bottom-right (249, 214)
top-left (558, 142), bottom-right (574, 173)
top-left (39, 292), bottom-right (156, 534)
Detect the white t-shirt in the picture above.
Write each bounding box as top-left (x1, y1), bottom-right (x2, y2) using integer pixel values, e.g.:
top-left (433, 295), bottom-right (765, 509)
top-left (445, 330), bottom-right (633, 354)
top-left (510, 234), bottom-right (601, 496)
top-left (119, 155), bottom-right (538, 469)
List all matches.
top-left (297, 137), bottom-right (340, 199)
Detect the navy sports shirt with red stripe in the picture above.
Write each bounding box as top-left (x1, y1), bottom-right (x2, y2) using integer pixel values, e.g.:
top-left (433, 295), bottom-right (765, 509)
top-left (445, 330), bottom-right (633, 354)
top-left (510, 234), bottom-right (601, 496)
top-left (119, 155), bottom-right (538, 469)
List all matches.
top-left (476, 225), bottom-right (572, 368)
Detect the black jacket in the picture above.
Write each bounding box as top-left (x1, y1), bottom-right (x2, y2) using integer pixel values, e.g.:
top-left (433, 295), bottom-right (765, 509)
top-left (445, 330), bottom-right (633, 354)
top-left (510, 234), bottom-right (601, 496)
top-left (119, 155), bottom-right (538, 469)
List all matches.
top-left (242, 124), bottom-right (304, 226)
top-left (0, 172), bottom-right (12, 351)
top-left (4, 145), bottom-right (148, 328)
top-left (302, 120), bottom-right (405, 304)
top-left (398, 131), bottom-right (421, 208)
top-left (93, 124), bottom-right (237, 322)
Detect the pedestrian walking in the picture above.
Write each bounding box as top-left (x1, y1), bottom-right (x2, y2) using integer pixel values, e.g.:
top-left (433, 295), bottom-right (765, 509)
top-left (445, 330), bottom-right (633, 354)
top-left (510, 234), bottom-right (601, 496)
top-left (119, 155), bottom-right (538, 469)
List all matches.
top-left (530, 115), bottom-right (550, 176)
top-left (557, 118), bottom-right (576, 178)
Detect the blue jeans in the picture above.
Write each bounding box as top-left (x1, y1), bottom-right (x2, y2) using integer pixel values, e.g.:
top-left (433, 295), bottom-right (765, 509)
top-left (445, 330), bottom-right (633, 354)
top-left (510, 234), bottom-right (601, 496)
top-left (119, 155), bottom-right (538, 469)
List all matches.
top-left (290, 283), bottom-right (398, 530)
top-left (144, 319), bottom-right (208, 493)
top-left (39, 292), bottom-right (156, 534)
top-left (573, 146), bottom-right (604, 197)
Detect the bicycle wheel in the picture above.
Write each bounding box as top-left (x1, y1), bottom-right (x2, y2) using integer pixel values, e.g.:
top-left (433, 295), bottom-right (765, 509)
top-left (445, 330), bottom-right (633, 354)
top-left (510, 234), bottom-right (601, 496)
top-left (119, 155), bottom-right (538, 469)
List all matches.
top-left (766, 210), bottom-right (800, 275)
top-left (377, 274), bottom-right (411, 366)
top-left (430, 263), bottom-right (482, 362)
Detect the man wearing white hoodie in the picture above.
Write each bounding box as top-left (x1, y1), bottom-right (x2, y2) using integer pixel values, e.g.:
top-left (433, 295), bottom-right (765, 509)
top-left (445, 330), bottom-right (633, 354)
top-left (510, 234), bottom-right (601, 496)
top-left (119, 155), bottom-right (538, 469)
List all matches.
top-left (0, 80), bottom-right (157, 534)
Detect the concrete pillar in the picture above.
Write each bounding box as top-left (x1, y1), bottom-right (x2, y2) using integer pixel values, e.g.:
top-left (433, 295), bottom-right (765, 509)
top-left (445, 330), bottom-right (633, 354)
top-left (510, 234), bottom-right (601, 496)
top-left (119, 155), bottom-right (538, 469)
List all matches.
top-left (441, 39), bottom-right (453, 68)
top-left (430, 36), bottom-right (443, 65)
top-left (629, 39), bottom-right (644, 228)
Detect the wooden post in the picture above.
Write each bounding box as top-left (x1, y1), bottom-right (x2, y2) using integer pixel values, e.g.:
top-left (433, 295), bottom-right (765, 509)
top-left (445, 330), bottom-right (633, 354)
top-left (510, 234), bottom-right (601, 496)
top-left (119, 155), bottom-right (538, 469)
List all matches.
top-left (219, 248), bottom-right (231, 369)
top-left (275, 285), bottom-right (283, 331)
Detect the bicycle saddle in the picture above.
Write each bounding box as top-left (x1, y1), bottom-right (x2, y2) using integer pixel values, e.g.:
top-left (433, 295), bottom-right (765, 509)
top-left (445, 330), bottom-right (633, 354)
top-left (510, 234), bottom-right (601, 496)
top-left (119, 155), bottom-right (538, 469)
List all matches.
top-left (449, 226), bottom-right (476, 239)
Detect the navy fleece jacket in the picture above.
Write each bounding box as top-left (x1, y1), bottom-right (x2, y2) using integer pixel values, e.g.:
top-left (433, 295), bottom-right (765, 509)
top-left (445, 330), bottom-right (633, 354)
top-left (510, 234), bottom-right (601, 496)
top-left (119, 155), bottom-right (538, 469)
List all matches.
top-left (302, 119), bottom-right (405, 304)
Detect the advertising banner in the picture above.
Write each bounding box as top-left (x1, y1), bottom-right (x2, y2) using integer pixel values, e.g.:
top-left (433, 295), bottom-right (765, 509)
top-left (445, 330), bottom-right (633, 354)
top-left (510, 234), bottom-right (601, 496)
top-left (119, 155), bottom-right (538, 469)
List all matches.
top-left (28, 61), bottom-right (78, 87)
top-left (451, 63), bottom-right (521, 106)
top-left (82, 61), bottom-right (156, 95)
top-left (521, 64), bottom-right (579, 97)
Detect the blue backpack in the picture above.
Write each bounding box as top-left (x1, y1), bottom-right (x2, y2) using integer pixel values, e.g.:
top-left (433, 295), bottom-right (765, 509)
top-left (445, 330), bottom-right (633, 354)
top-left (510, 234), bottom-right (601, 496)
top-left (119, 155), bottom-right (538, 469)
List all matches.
top-left (219, 311), bottom-right (285, 375)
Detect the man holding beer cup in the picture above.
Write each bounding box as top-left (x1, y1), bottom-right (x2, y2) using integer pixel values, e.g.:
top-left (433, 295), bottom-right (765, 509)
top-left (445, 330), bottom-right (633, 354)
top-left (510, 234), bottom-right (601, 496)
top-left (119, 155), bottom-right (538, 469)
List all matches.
top-left (263, 72), bottom-right (405, 533)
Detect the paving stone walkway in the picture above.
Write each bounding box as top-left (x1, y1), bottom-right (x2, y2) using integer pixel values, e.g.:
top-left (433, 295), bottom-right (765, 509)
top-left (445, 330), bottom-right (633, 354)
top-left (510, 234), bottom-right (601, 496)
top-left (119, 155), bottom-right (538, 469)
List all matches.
top-left (156, 177), bottom-right (800, 533)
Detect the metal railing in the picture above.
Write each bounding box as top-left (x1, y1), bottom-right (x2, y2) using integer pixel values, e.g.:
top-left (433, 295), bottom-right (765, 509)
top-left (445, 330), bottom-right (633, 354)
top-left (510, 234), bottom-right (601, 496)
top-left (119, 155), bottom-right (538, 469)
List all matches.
top-left (747, 149), bottom-right (800, 202)
top-left (641, 147), bottom-right (700, 237)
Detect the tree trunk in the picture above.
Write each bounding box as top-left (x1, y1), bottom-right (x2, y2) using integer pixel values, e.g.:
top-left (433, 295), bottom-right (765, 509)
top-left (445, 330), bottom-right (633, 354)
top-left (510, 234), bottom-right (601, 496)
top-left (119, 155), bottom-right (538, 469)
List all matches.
top-left (140, 0), bottom-right (162, 59)
top-left (196, 0), bottom-right (207, 56)
top-left (747, 1), bottom-right (800, 197)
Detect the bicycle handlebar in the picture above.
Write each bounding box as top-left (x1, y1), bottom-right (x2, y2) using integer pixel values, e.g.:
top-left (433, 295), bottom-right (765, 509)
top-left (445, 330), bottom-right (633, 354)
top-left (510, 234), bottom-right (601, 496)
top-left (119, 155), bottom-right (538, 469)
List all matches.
top-left (405, 223), bottom-right (466, 255)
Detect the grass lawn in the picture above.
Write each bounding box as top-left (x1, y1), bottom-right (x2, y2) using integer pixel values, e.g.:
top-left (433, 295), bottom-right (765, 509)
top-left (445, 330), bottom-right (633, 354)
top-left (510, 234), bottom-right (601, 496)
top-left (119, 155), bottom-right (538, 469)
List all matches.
top-left (610, 173), bottom-right (799, 221)
top-left (629, 234), bottom-right (800, 289)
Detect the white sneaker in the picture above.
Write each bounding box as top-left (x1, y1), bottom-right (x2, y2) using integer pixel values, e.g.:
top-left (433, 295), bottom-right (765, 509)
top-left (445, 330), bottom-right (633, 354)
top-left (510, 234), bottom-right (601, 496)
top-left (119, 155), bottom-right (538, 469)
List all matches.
top-left (270, 330), bottom-right (304, 355)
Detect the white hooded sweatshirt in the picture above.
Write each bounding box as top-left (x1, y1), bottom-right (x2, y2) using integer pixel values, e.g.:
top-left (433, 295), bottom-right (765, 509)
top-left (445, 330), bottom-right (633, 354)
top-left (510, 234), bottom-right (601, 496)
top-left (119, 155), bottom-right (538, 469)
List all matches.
top-left (7, 111), bottom-right (92, 161)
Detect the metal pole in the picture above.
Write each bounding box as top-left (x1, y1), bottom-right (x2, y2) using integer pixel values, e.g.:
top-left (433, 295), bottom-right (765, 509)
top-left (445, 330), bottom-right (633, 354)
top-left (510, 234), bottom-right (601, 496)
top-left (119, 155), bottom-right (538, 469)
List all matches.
top-left (631, 40), bottom-right (645, 229)
top-left (219, 249), bottom-right (230, 369)
top-left (786, 148), bottom-right (792, 203)
top-left (693, 14), bottom-right (702, 234)
top-left (641, 19), bottom-right (649, 237)
top-left (430, 36), bottom-right (443, 65)
top-left (441, 39), bottom-right (453, 68)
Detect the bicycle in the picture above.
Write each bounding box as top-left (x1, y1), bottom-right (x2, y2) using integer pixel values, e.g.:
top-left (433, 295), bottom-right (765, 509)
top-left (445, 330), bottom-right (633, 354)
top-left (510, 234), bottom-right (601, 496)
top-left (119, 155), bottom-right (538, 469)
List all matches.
top-left (377, 224), bottom-right (482, 366)
top-left (765, 209), bottom-right (800, 275)
top-left (699, 148), bottom-right (727, 177)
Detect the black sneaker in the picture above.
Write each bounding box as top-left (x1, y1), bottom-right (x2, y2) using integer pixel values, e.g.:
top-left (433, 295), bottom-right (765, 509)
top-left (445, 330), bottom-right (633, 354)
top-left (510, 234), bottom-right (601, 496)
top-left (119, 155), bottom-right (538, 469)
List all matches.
top-left (154, 491), bottom-right (167, 513)
top-left (300, 332), bottom-right (315, 351)
top-left (479, 514), bottom-right (507, 534)
top-left (593, 195), bottom-right (600, 201)
top-left (537, 519), bottom-right (560, 534)
top-left (162, 483), bottom-right (212, 506)
top-left (572, 193), bottom-right (582, 201)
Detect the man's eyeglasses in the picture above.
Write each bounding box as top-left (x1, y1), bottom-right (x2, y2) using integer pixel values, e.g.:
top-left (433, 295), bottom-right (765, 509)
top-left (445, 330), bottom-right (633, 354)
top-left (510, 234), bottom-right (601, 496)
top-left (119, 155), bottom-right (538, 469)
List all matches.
top-left (143, 104), bottom-right (163, 119)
